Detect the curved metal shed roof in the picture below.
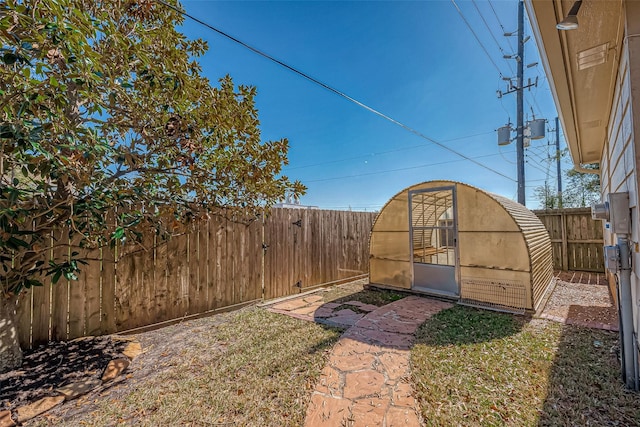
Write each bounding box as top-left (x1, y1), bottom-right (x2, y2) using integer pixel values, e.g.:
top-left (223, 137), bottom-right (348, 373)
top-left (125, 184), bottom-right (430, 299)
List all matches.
top-left (369, 180), bottom-right (554, 312)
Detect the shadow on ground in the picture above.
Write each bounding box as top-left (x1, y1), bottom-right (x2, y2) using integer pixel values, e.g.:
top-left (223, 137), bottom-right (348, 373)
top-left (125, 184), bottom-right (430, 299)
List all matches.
top-left (538, 324), bottom-right (640, 426)
top-left (413, 304), bottom-right (525, 346)
top-left (0, 337), bottom-right (127, 410)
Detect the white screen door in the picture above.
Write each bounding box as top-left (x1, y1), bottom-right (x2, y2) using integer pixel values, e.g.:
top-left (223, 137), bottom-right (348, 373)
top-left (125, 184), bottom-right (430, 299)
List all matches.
top-left (409, 186), bottom-right (459, 297)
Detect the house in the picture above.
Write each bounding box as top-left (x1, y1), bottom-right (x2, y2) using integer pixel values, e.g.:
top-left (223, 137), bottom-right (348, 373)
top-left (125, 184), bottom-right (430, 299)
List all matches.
top-left (525, 0), bottom-right (639, 389)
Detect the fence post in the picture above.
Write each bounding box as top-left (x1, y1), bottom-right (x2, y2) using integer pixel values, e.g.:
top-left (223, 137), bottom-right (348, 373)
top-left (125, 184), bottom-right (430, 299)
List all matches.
top-left (561, 210), bottom-right (569, 271)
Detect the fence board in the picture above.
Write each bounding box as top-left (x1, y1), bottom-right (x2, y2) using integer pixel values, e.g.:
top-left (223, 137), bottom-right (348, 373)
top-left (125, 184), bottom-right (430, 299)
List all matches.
top-left (16, 208), bottom-right (376, 349)
top-left (67, 235), bottom-right (87, 339)
top-left (101, 246), bottom-right (116, 335)
top-left (167, 233), bottom-right (189, 320)
top-left (235, 220), bottom-right (246, 304)
top-left (51, 228), bottom-right (70, 341)
top-left (206, 219), bottom-right (218, 310)
top-left (83, 249), bottom-right (102, 336)
top-left (114, 242), bottom-right (132, 331)
top-left (140, 235), bottom-right (155, 329)
top-left (263, 212), bottom-right (276, 300)
top-left (16, 291), bottom-right (32, 349)
top-left (199, 220), bottom-right (210, 311)
top-left (534, 208), bottom-right (604, 272)
top-left (153, 236), bottom-right (169, 325)
top-left (251, 218), bottom-right (263, 301)
top-left (225, 217), bottom-right (235, 306)
top-left (215, 218), bottom-right (227, 307)
top-left (189, 225), bottom-right (205, 315)
top-left (300, 210), bottom-right (311, 288)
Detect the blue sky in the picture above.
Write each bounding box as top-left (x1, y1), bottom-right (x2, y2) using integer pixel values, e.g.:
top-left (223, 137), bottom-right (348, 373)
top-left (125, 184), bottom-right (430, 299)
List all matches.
top-left (179, 0), bottom-right (569, 211)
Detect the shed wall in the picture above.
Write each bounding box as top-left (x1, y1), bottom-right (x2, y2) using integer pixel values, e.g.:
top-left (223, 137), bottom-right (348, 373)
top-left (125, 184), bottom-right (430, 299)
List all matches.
top-left (369, 192), bottom-right (411, 289)
top-left (493, 195), bottom-right (554, 309)
top-left (369, 181), bottom-right (554, 311)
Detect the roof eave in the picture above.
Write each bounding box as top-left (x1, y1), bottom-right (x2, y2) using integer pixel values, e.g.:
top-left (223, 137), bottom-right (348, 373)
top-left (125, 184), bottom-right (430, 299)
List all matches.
top-left (524, 0), bottom-right (584, 166)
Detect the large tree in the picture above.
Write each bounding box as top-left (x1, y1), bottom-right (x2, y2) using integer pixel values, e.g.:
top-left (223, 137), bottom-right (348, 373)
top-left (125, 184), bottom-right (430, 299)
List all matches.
top-left (0, 0), bottom-right (304, 372)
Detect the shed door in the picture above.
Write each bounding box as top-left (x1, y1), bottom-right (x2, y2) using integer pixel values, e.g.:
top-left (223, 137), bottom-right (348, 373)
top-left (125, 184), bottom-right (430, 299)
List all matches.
top-left (409, 187), bottom-right (459, 297)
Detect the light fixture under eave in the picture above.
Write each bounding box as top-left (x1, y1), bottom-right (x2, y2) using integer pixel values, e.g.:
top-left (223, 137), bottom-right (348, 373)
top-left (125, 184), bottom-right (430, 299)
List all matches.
top-left (557, 0), bottom-right (582, 30)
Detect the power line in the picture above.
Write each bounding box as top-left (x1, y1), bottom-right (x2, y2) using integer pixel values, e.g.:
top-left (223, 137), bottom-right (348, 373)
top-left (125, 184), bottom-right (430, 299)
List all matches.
top-left (498, 146), bottom-right (516, 165)
top-left (525, 147), bottom-right (551, 163)
top-left (470, 0), bottom-right (515, 75)
top-left (487, 0), bottom-right (515, 52)
top-left (525, 148), bottom-right (553, 169)
top-left (285, 131), bottom-right (493, 170)
top-left (525, 157), bottom-right (553, 176)
top-left (158, 0), bottom-right (516, 183)
top-left (305, 152), bottom-right (513, 183)
top-left (451, 0), bottom-right (506, 77)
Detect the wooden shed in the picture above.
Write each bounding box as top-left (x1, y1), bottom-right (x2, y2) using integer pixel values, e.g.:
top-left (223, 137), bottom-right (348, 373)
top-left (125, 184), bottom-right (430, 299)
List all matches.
top-left (369, 180), bottom-right (554, 313)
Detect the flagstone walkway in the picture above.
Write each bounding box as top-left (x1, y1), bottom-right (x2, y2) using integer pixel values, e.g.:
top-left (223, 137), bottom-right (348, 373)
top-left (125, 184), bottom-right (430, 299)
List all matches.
top-left (267, 293), bottom-right (453, 426)
top-left (268, 293), bottom-right (381, 328)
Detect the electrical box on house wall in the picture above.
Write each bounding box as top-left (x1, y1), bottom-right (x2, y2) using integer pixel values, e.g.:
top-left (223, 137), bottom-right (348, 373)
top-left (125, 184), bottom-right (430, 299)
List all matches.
top-left (591, 192), bottom-right (630, 234)
top-left (609, 192), bottom-right (630, 234)
top-left (592, 201), bottom-right (609, 220)
top-left (604, 245), bottom-right (620, 273)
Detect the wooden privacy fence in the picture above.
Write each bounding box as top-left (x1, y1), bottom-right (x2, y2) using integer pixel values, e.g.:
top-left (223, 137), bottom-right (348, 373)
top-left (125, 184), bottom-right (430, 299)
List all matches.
top-left (15, 208), bottom-right (377, 350)
top-left (533, 208), bottom-right (604, 272)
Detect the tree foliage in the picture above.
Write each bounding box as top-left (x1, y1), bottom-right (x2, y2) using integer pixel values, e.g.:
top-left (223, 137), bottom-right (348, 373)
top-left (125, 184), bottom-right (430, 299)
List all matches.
top-left (563, 164), bottom-right (600, 208)
top-left (533, 163), bottom-right (600, 209)
top-left (533, 181), bottom-right (560, 209)
top-left (0, 0), bottom-right (305, 296)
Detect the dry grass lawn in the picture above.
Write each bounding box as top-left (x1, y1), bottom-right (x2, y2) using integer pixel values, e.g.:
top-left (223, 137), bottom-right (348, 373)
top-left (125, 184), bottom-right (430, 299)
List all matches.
top-left (411, 305), bottom-right (640, 426)
top-left (24, 284), bottom-right (640, 426)
top-left (28, 308), bottom-right (342, 426)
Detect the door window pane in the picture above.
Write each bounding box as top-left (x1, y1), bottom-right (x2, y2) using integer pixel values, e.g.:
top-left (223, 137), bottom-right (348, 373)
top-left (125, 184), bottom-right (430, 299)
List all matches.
top-left (411, 190), bottom-right (455, 266)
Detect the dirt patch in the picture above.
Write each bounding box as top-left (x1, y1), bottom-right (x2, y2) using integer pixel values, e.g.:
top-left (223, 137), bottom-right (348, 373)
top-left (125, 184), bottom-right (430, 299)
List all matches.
top-left (541, 272), bottom-right (618, 328)
top-left (1, 337), bottom-right (128, 410)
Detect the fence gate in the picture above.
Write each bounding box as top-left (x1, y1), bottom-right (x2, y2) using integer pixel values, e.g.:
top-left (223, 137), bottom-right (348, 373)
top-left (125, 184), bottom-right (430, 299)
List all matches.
top-left (409, 186), bottom-right (459, 297)
top-left (533, 208), bottom-right (605, 272)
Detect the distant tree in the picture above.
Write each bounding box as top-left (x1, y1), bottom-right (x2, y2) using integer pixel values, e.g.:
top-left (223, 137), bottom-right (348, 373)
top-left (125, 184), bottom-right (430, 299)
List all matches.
top-left (533, 145), bottom-right (600, 209)
top-left (533, 182), bottom-right (560, 209)
top-left (562, 164), bottom-right (601, 207)
top-left (0, 0), bottom-right (305, 372)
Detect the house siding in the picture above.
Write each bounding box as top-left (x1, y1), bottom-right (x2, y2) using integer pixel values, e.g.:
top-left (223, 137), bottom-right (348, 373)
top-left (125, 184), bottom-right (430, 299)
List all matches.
top-left (601, 2), bottom-right (640, 343)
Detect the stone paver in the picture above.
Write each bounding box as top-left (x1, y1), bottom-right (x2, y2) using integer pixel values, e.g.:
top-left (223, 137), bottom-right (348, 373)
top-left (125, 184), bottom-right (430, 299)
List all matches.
top-left (0, 410), bottom-right (16, 427)
top-left (265, 290), bottom-right (453, 426)
top-left (304, 296), bottom-right (453, 427)
top-left (305, 393), bottom-right (352, 426)
top-left (266, 294), bottom-right (370, 328)
top-left (343, 370), bottom-right (387, 399)
top-left (272, 299), bottom-right (309, 311)
top-left (324, 314), bottom-right (362, 327)
top-left (101, 358), bottom-right (130, 382)
top-left (304, 295), bottom-right (325, 304)
top-left (15, 396), bottom-right (65, 423)
top-left (291, 304), bottom-right (324, 316)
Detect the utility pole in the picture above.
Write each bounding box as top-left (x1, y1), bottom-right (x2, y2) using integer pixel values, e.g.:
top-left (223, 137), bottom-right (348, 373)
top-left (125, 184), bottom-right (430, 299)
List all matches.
top-left (516, 0), bottom-right (525, 205)
top-left (555, 116), bottom-right (562, 208)
top-left (497, 0), bottom-right (539, 206)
